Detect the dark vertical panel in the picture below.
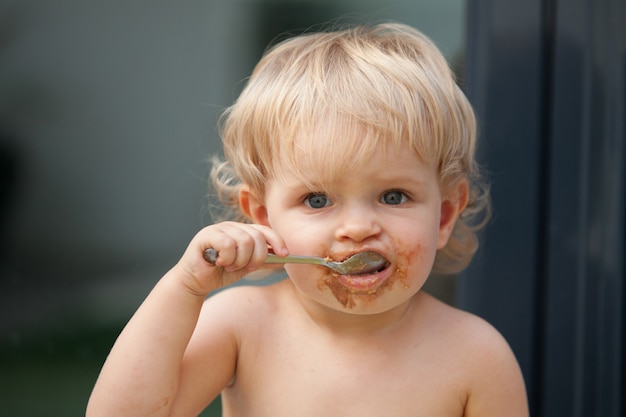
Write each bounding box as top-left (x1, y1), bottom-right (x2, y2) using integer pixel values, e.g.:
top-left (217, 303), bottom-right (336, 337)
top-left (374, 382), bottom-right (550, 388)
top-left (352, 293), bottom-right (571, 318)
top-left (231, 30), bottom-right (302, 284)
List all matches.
top-left (539, 2), bottom-right (586, 414)
top-left (622, 52), bottom-right (626, 417)
top-left (460, 0), bottom-right (545, 411)
top-left (543, 0), bottom-right (625, 416)
top-left (463, 0), bottom-right (625, 416)
top-left (544, 0), bottom-right (590, 416)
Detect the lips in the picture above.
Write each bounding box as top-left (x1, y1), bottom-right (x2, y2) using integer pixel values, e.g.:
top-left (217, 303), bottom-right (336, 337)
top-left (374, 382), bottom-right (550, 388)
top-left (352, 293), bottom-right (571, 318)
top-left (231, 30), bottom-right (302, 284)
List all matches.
top-left (335, 262), bottom-right (392, 294)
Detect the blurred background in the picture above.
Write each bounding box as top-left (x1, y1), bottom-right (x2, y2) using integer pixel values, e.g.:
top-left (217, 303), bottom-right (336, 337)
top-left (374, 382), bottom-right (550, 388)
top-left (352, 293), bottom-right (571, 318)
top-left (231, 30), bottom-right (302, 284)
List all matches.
top-left (0, 1), bottom-right (465, 416)
top-left (1, 1), bottom-right (624, 416)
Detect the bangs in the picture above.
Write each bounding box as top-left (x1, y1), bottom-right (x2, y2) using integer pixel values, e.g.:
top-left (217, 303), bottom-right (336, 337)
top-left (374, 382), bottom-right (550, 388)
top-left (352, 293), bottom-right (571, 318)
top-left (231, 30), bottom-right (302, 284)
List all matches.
top-left (273, 116), bottom-right (399, 190)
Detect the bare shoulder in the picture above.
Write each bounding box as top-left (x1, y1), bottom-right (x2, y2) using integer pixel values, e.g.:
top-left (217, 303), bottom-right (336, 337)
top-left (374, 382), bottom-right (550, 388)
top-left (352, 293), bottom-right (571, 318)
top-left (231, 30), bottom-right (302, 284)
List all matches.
top-left (197, 279), bottom-right (288, 332)
top-left (417, 294), bottom-right (529, 417)
top-left (415, 293), bottom-right (506, 348)
top-left (426, 294), bottom-right (512, 350)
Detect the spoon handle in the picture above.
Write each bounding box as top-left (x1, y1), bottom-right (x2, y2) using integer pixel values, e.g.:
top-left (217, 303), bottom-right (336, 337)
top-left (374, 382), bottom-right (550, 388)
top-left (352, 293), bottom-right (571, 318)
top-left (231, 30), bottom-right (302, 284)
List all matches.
top-left (203, 248), bottom-right (327, 266)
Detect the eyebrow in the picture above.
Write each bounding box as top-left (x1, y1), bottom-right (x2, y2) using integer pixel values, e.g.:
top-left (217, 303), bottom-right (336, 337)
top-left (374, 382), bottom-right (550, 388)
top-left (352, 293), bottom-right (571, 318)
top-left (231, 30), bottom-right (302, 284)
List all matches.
top-left (275, 162), bottom-right (435, 192)
top-left (371, 173), bottom-right (430, 186)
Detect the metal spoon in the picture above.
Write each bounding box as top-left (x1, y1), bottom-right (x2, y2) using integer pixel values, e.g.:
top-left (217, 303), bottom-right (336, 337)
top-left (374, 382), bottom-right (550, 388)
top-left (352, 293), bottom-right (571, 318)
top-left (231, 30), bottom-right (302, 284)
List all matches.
top-left (203, 248), bottom-right (388, 275)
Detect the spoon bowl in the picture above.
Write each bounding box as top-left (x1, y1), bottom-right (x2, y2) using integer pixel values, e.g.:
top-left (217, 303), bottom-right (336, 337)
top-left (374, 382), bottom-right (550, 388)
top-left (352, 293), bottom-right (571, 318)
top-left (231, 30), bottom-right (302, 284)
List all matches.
top-left (203, 249), bottom-right (388, 275)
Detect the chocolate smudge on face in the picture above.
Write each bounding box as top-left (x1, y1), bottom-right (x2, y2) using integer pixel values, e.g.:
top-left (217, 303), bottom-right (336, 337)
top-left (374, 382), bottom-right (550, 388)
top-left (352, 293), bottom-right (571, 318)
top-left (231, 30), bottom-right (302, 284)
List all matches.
top-left (315, 246), bottom-right (417, 309)
top-left (319, 273), bottom-right (356, 308)
top-left (316, 265), bottom-right (399, 309)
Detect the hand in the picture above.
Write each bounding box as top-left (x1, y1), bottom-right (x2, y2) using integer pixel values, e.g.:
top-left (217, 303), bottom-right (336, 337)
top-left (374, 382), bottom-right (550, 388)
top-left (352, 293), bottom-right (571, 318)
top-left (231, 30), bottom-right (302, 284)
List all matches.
top-left (174, 221), bottom-right (288, 296)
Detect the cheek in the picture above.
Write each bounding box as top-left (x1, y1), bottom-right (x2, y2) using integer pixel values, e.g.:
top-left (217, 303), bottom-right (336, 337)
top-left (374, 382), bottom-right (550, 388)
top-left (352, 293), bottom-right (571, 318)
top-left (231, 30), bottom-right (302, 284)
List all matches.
top-left (393, 239), bottom-right (438, 282)
top-left (272, 220), bottom-right (331, 256)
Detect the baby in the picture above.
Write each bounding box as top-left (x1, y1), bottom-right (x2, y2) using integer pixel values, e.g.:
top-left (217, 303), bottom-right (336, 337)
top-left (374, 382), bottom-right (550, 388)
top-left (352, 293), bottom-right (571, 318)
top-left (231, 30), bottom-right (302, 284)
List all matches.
top-left (87, 23), bottom-right (529, 417)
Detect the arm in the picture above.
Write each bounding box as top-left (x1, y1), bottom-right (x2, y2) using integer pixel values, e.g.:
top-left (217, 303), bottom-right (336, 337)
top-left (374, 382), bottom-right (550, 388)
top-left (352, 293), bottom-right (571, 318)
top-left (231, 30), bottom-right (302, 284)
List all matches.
top-left (464, 322), bottom-right (530, 417)
top-left (86, 222), bottom-right (287, 417)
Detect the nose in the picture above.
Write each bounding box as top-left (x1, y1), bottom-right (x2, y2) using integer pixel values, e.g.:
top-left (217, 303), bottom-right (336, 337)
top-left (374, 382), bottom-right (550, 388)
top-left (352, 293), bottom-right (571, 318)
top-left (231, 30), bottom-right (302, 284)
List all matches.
top-left (334, 203), bottom-right (382, 243)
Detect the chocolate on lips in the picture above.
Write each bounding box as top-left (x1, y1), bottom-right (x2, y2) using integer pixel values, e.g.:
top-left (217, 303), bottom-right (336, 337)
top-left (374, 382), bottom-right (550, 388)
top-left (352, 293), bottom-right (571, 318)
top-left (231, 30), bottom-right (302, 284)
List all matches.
top-left (318, 253), bottom-right (396, 309)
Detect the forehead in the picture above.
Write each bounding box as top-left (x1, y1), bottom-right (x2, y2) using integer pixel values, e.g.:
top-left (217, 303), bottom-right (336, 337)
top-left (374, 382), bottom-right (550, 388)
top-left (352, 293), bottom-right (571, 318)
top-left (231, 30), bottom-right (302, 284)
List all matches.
top-left (271, 128), bottom-right (434, 188)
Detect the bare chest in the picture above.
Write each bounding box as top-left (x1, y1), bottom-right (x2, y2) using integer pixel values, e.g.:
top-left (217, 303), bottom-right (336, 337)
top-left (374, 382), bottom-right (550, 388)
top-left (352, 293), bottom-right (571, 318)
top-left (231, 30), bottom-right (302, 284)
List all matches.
top-left (220, 329), bottom-right (466, 417)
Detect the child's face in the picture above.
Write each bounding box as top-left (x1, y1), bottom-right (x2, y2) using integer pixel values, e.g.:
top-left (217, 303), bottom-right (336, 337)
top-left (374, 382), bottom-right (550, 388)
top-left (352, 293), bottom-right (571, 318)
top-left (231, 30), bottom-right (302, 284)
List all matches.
top-left (253, 142), bottom-right (455, 315)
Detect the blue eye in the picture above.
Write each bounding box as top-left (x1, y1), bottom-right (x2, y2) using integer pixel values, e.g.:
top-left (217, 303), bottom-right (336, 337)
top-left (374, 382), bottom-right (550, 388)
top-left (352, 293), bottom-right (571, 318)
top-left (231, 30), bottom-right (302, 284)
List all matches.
top-left (381, 190), bottom-right (407, 205)
top-left (305, 193), bottom-right (332, 209)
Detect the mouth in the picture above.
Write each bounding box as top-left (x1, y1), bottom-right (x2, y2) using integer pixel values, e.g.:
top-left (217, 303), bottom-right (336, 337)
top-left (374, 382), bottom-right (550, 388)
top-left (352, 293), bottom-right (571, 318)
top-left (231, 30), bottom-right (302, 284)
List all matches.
top-left (335, 260), bottom-right (392, 294)
top-left (336, 251), bottom-right (390, 275)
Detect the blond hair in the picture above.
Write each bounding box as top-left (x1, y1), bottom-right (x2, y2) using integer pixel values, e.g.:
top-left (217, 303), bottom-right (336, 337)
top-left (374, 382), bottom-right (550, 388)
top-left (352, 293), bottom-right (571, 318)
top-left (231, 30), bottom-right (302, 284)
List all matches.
top-left (211, 23), bottom-right (490, 275)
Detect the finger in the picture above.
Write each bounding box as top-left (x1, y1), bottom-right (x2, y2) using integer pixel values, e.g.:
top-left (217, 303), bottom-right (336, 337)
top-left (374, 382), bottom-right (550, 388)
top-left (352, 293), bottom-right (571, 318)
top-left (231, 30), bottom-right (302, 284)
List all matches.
top-left (250, 224), bottom-right (288, 257)
top-left (205, 224), bottom-right (269, 271)
top-left (207, 229), bottom-right (254, 271)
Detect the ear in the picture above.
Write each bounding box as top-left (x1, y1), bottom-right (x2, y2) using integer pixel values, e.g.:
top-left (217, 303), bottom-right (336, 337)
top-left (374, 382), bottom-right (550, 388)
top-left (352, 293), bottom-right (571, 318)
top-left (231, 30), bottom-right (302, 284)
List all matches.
top-left (239, 184), bottom-right (270, 226)
top-left (437, 180), bottom-right (469, 249)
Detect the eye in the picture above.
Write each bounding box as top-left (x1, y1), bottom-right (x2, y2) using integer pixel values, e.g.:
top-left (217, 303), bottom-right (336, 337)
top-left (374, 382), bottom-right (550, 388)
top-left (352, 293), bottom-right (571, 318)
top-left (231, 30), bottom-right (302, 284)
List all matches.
top-left (304, 193), bottom-right (332, 209)
top-left (380, 190), bottom-right (408, 205)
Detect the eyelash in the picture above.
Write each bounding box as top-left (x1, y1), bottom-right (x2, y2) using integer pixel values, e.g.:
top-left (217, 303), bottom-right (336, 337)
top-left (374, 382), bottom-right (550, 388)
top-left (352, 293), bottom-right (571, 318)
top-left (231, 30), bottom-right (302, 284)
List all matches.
top-left (303, 190), bottom-right (410, 209)
top-left (380, 189), bottom-right (409, 205)
top-left (304, 193), bottom-right (332, 209)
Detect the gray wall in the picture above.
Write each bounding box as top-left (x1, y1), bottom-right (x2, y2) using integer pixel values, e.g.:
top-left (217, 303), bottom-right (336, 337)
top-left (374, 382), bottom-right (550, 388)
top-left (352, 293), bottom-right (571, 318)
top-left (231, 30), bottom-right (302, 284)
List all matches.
top-left (0, 0), bottom-right (465, 331)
